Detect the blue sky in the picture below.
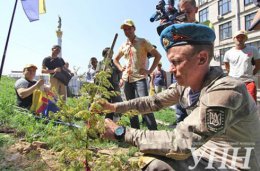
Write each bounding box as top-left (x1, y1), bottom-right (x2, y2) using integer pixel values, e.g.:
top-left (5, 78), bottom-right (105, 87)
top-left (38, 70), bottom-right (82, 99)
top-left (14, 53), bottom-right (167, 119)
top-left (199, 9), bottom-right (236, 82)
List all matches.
top-left (0, 0), bottom-right (174, 75)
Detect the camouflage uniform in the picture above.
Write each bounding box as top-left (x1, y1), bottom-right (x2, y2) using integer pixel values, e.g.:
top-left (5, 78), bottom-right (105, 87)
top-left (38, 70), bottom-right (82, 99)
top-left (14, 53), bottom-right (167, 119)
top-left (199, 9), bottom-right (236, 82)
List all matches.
top-left (115, 66), bottom-right (260, 170)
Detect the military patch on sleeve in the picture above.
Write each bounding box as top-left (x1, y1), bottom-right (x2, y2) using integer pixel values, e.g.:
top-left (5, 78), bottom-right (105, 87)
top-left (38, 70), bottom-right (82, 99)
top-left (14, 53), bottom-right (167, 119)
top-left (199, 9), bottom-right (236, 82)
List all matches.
top-left (206, 107), bottom-right (226, 133)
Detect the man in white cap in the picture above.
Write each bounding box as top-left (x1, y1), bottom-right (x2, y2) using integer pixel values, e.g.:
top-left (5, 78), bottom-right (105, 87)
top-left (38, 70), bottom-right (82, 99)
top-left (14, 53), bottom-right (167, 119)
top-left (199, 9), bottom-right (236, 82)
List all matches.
top-left (223, 30), bottom-right (260, 101)
top-left (113, 19), bottom-right (161, 130)
top-left (15, 64), bottom-right (45, 109)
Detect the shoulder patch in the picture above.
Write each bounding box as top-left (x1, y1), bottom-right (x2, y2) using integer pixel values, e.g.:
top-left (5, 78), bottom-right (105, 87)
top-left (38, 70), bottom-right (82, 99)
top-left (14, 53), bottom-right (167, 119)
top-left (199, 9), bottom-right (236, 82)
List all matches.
top-left (206, 107), bottom-right (226, 133)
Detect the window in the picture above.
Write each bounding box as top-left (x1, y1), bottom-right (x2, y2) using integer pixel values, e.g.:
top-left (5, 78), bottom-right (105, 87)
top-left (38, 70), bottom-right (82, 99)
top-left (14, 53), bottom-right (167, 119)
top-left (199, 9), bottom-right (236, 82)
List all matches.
top-left (244, 0), bottom-right (253, 6)
top-left (199, 0), bottom-right (207, 6)
top-left (219, 0), bottom-right (231, 15)
top-left (219, 21), bottom-right (232, 41)
top-left (247, 41), bottom-right (260, 53)
top-left (245, 12), bottom-right (256, 30)
top-left (199, 8), bottom-right (208, 23)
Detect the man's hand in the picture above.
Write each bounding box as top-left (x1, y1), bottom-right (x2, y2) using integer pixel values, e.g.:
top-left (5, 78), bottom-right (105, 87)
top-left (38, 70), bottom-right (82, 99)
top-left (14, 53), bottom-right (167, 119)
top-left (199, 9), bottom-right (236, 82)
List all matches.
top-left (36, 79), bottom-right (45, 88)
top-left (17, 79), bottom-right (44, 99)
top-left (120, 66), bottom-right (126, 72)
top-left (90, 100), bottom-right (116, 114)
top-left (43, 84), bottom-right (51, 92)
top-left (102, 101), bottom-right (116, 112)
top-left (102, 118), bottom-right (119, 140)
top-left (119, 79), bottom-right (124, 88)
top-left (139, 68), bottom-right (150, 75)
top-left (54, 67), bottom-right (61, 73)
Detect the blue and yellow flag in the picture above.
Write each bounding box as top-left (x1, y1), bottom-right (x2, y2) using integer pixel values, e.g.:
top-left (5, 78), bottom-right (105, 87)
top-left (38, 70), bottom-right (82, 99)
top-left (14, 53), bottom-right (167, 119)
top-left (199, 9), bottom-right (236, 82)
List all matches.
top-left (21, 0), bottom-right (46, 22)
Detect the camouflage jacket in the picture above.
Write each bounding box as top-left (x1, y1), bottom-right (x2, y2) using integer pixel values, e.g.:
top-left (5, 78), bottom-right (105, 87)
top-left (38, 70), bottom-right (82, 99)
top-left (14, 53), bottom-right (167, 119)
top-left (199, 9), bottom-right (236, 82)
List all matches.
top-left (115, 66), bottom-right (260, 170)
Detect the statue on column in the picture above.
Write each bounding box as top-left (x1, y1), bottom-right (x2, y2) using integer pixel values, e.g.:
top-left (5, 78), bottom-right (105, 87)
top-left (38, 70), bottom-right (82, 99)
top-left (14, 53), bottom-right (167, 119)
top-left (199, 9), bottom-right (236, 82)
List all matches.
top-left (56, 15), bottom-right (63, 38)
top-left (58, 16), bottom-right (62, 31)
top-left (56, 16), bottom-right (63, 58)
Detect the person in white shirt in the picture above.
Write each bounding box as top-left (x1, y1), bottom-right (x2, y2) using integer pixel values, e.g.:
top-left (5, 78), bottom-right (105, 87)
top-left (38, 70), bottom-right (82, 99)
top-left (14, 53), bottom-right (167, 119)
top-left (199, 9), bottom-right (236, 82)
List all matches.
top-left (86, 57), bottom-right (98, 83)
top-left (223, 30), bottom-right (260, 101)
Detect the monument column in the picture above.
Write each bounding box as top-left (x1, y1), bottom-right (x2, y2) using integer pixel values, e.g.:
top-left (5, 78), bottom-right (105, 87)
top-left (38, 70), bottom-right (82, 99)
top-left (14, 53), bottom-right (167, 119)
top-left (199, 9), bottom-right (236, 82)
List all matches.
top-left (56, 16), bottom-right (63, 58)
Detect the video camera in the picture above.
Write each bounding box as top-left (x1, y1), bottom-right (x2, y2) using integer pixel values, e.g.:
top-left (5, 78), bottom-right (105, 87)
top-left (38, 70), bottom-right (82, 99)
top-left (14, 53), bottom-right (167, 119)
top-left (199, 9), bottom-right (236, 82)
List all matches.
top-left (150, 0), bottom-right (187, 35)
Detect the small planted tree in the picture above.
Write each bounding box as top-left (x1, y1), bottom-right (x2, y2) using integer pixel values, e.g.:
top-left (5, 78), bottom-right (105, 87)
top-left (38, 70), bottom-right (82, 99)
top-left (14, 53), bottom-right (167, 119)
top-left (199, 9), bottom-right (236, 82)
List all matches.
top-left (52, 34), bottom-right (139, 170)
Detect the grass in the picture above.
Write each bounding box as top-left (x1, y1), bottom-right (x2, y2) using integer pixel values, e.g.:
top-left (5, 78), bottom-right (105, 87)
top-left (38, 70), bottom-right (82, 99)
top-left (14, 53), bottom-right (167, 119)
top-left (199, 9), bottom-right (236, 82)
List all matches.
top-left (154, 107), bottom-right (176, 124)
top-left (0, 76), bottom-right (136, 169)
top-left (118, 108), bottom-right (176, 131)
top-left (0, 76), bottom-right (177, 170)
top-left (0, 133), bottom-right (15, 164)
top-left (0, 134), bottom-right (15, 148)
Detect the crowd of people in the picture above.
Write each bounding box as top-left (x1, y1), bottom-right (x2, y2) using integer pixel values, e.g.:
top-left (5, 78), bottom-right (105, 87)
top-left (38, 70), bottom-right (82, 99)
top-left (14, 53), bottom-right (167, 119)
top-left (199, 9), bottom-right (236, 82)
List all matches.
top-left (14, 0), bottom-right (260, 170)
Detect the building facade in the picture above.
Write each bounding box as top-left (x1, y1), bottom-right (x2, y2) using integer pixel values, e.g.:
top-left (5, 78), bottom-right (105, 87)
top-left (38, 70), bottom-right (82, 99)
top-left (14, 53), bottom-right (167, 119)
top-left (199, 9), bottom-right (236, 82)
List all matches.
top-left (197, 0), bottom-right (260, 100)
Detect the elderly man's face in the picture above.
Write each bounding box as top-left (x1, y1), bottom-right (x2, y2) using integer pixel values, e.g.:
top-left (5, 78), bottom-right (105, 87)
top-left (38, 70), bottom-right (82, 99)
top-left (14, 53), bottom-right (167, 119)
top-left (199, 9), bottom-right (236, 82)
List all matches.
top-left (167, 45), bottom-right (199, 86)
top-left (24, 67), bottom-right (36, 81)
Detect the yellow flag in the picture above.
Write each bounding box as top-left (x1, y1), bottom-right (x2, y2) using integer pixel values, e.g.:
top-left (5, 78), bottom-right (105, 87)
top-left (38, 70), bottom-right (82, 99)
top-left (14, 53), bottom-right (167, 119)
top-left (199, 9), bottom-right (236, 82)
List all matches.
top-left (39, 0), bottom-right (46, 14)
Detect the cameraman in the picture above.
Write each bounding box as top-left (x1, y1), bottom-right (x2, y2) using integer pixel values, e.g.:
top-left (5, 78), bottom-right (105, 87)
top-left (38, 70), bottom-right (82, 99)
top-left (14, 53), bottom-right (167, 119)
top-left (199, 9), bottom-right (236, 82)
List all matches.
top-left (171, 0), bottom-right (201, 125)
top-left (178, 0), bottom-right (198, 23)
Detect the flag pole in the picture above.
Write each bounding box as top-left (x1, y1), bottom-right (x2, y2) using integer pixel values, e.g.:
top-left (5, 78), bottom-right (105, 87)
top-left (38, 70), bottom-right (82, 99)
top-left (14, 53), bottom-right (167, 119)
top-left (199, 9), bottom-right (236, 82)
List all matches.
top-left (0, 0), bottom-right (18, 80)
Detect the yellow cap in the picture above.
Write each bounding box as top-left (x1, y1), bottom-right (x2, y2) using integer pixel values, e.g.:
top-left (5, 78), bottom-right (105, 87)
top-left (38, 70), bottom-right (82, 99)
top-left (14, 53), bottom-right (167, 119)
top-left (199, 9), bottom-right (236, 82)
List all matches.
top-left (23, 64), bottom-right (37, 71)
top-left (233, 30), bottom-right (248, 40)
top-left (120, 19), bottom-right (135, 29)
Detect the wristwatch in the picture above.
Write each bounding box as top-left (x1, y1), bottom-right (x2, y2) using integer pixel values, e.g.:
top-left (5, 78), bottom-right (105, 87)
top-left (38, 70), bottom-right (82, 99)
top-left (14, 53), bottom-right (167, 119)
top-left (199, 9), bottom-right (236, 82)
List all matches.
top-left (114, 126), bottom-right (126, 141)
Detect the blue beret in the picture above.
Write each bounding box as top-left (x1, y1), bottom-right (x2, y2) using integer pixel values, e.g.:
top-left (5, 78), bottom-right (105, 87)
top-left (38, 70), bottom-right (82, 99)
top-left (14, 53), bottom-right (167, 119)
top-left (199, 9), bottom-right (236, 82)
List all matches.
top-left (160, 23), bottom-right (216, 51)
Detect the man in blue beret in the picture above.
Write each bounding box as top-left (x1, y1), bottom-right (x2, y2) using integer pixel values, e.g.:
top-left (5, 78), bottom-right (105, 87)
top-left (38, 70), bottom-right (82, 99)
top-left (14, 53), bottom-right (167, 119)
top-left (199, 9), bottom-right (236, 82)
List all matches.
top-left (99, 23), bottom-right (260, 170)
top-left (171, 0), bottom-right (213, 127)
